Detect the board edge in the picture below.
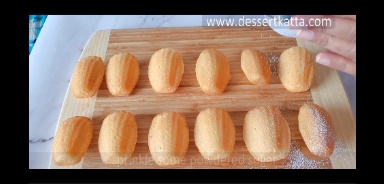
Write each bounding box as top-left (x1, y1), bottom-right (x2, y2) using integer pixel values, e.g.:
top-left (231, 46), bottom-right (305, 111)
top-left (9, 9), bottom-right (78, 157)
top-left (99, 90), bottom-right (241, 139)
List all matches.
top-left (296, 38), bottom-right (356, 169)
top-left (49, 30), bottom-right (111, 169)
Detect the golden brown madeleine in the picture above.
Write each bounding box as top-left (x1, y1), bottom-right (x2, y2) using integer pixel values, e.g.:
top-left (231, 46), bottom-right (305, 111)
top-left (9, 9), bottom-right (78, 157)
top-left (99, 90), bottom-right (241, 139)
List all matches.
top-left (98, 111), bottom-right (138, 164)
top-left (241, 49), bottom-right (271, 84)
top-left (106, 53), bottom-right (140, 96)
top-left (148, 112), bottom-right (189, 165)
top-left (278, 47), bottom-right (314, 92)
top-left (194, 108), bottom-right (235, 160)
top-left (52, 116), bottom-right (93, 166)
top-left (298, 103), bottom-right (335, 157)
top-left (148, 48), bottom-right (184, 93)
top-left (243, 106), bottom-right (291, 162)
top-left (71, 56), bottom-right (105, 98)
top-left (195, 49), bottom-right (231, 95)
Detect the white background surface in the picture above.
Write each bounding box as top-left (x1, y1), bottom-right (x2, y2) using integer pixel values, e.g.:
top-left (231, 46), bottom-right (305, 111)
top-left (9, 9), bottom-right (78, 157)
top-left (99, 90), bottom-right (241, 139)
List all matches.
top-left (29, 15), bottom-right (356, 169)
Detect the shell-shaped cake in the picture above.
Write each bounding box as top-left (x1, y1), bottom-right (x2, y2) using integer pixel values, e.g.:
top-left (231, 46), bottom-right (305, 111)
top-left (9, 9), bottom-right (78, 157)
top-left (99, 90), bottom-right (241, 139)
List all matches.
top-left (278, 47), bottom-right (314, 92)
top-left (148, 112), bottom-right (189, 165)
top-left (71, 56), bottom-right (105, 98)
top-left (241, 49), bottom-right (271, 84)
top-left (243, 106), bottom-right (291, 162)
top-left (148, 48), bottom-right (184, 93)
top-left (106, 53), bottom-right (140, 96)
top-left (52, 116), bottom-right (93, 166)
top-left (194, 108), bottom-right (235, 160)
top-left (98, 111), bottom-right (138, 164)
top-left (299, 103), bottom-right (335, 157)
top-left (195, 49), bottom-right (231, 95)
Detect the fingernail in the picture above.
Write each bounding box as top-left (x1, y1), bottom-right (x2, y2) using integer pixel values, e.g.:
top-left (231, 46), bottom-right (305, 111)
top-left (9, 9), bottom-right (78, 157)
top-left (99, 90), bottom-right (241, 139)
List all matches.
top-left (296, 30), bottom-right (314, 40)
top-left (316, 54), bottom-right (330, 66)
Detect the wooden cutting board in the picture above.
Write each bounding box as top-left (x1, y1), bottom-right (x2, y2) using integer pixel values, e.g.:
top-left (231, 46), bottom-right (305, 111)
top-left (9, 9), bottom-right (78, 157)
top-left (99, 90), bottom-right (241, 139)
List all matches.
top-left (49, 27), bottom-right (356, 169)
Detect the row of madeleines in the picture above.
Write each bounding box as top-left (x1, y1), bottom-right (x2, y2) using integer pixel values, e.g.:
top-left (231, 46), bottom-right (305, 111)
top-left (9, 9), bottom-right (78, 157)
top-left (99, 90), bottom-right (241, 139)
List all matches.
top-left (70, 46), bottom-right (314, 98)
top-left (52, 103), bottom-right (335, 166)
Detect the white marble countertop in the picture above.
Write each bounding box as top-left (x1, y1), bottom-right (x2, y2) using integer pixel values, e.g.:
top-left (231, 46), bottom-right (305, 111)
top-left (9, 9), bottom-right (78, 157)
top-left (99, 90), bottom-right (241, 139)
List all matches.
top-left (29, 15), bottom-right (356, 169)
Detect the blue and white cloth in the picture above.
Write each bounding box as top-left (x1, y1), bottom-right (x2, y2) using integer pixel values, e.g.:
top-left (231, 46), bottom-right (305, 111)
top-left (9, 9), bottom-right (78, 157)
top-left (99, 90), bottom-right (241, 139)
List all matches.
top-left (29, 15), bottom-right (47, 54)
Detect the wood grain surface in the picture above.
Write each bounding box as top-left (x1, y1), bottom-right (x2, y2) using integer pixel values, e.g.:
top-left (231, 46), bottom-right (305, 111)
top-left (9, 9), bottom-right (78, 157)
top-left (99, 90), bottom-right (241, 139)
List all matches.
top-left (49, 27), bottom-right (355, 169)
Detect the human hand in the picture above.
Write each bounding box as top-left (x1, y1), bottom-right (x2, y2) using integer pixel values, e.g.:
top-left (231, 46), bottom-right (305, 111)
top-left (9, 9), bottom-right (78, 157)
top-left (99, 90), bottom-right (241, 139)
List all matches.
top-left (292, 15), bottom-right (356, 75)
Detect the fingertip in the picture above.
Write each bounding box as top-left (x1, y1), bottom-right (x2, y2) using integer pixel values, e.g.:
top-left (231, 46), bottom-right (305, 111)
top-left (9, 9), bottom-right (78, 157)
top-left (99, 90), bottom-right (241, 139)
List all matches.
top-left (315, 52), bottom-right (356, 75)
top-left (296, 30), bottom-right (314, 40)
top-left (316, 53), bottom-right (330, 66)
top-left (296, 29), bottom-right (302, 37)
top-left (316, 52), bottom-right (324, 61)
